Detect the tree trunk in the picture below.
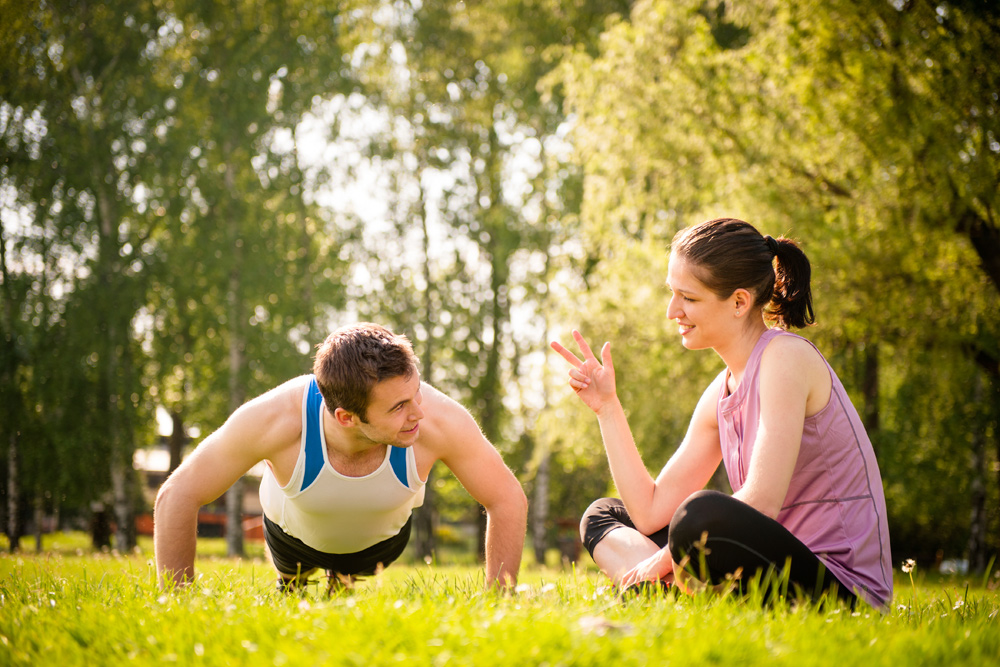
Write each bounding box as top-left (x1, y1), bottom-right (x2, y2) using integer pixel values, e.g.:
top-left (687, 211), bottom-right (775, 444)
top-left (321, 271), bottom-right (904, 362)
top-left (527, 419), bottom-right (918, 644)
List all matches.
top-left (476, 262), bottom-right (506, 562)
top-left (967, 433), bottom-right (987, 575)
top-left (531, 437), bottom-right (550, 566)
top-left (474, 117), bottom-right (510, 563)
top-left (224, 155), bottom-right (246, 558)
top-left (224, 329), bottom-right (246, 556)
top-left (972, 348), bottom-right (1000, 575)
top-left (168, 411), bottom-right (185, 474)
top-left (0, 221), bottom-right (21, 553)
top-left (6, 431), bottom-right (21, 553)
top-left (531, 243), bottom-right (553, 567)
top-left (956, 209), bottom-right (1000, 297)
top-left (33, 491), bottom-right (44, 553)
top-left (412, 172), bottom-right (437, 562)
top-left (861, 343), bottom-right (879, 439)
top-left (111, 454), bottom-right (135, 552)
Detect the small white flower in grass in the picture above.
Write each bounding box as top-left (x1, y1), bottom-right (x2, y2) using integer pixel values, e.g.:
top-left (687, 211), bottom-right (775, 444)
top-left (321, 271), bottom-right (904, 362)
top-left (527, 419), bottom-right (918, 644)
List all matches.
top-left (297, 599), bottom-right (311, 611)
top-left (902, 558), bottom-right (917, 605)
top-left (515, 583), bottom-right (531, 594)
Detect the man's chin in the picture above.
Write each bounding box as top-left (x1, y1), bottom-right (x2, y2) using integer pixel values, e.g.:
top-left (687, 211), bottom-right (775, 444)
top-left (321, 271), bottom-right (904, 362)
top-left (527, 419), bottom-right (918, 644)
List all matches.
top-left (396, 425), bottom-right (420, 446)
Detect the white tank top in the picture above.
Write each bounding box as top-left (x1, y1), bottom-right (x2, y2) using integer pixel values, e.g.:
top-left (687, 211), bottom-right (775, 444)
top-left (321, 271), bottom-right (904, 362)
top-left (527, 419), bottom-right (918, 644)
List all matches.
top-left (259, 376), bottom-right (426, 554)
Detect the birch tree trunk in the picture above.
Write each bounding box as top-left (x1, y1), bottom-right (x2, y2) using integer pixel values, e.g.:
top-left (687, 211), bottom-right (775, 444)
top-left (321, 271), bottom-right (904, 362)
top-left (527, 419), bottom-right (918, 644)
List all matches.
top-left (225, 155), bottom-right (246, 558)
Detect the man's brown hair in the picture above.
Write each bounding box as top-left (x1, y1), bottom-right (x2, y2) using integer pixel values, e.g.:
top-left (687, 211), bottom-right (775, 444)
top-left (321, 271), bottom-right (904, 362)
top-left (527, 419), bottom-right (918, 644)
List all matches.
top-left (313, 323), bottom-right (419, 422)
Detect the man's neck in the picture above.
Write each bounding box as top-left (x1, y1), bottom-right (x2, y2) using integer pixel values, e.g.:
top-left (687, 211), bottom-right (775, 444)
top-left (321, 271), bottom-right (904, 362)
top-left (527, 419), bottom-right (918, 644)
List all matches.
top-left (321, 405), bottom-right (379, 456)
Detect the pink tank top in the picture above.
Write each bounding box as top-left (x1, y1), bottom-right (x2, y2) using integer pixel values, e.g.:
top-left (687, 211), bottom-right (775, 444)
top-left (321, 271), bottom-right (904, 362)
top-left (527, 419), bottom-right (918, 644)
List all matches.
top-left (718, 328), bottom-right (893, 607)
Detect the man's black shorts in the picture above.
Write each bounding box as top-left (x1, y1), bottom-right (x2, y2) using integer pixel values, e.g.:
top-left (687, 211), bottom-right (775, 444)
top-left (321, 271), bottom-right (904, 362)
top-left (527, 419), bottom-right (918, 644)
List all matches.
top-left (263, 514), bottom-right (412, 578)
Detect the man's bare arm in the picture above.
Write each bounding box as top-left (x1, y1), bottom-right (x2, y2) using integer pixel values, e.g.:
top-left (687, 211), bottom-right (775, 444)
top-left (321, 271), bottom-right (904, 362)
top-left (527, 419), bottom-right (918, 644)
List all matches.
top-left (154, 379), bottom-right (303, 588)
top-left (424, 386), bottom-right (527, 587)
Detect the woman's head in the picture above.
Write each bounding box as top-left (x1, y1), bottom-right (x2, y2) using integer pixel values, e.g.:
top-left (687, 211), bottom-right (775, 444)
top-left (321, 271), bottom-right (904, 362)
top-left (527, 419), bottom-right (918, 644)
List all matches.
top-left (669, 218), bottom-right (814, 329)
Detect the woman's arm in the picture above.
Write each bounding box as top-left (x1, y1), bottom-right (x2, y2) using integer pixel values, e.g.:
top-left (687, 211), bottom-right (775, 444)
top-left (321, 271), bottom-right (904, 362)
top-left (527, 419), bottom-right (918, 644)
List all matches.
top-left (637, 375), bottom-right (724, 533)
top-left (734, 336), bottom-right (830, 518)
top-left (551, 332), bottom-right (722, 535)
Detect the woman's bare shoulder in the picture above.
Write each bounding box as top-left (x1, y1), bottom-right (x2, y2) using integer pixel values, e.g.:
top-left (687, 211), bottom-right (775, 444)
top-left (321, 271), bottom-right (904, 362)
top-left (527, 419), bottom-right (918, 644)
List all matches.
top-left (762, 331), bottom-right (825, 368)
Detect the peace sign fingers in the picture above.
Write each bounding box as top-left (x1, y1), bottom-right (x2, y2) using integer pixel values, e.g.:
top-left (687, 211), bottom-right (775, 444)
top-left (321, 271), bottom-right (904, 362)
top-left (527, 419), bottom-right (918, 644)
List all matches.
top-left (549, 330), bottom-right (618, 413)
top-left (550, 338), bottom-right (585, 369)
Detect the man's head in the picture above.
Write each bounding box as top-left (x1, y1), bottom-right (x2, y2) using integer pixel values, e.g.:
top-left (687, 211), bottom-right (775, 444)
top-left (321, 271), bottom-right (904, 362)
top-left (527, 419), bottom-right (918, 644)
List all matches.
top-left (313, 323), bottom-right (420, 423)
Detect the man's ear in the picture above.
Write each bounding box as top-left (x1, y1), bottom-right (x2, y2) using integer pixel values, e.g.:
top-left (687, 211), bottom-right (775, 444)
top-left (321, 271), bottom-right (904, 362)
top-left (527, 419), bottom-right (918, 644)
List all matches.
top-left (333, 407), bottom-right (358, 427)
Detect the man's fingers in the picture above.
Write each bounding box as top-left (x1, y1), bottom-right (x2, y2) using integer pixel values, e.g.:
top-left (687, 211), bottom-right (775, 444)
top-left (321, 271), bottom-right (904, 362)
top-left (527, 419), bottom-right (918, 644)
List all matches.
top-left (550, 340), bottom-right (584, 367)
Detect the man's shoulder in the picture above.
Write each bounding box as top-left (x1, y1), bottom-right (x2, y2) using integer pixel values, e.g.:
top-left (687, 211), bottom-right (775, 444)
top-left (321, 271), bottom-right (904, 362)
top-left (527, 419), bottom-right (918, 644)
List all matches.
top-left (416, 383), bottom-right (482, 449)
top-left (252, 375), bottom-right (312, 405)
top-left (234, 375), bottom-right (311, 432)
top-left (420, 380), bottom-right (461, 406)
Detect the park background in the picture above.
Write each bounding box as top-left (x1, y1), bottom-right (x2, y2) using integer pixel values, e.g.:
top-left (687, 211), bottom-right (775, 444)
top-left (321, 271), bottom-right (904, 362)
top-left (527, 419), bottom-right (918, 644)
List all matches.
top-left (1, 0), bottom-right (998, 577)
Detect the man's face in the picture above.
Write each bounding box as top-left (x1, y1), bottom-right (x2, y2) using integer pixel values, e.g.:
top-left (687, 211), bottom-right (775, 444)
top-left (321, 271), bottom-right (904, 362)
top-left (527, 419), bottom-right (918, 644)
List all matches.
top-left (355, 373), bottom-right (425, 447)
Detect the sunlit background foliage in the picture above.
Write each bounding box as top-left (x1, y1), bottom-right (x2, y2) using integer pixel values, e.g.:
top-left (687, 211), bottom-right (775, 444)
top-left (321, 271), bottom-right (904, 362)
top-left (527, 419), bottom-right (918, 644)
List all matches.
top-left (1, 0), bottom-right (998, 572)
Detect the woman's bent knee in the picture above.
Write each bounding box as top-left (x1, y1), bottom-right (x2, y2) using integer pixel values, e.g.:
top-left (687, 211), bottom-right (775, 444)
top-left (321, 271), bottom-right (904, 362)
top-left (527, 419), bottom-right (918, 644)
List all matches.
top-left (580, 497), bottom-right (630, 556)
top-left (668, 490), bottom-right (732, 561)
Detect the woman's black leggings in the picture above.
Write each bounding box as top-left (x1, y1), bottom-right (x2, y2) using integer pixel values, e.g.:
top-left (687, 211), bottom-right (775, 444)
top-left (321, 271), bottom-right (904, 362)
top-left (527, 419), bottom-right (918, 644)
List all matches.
top-left (580, 490), bottom-right (856, 605)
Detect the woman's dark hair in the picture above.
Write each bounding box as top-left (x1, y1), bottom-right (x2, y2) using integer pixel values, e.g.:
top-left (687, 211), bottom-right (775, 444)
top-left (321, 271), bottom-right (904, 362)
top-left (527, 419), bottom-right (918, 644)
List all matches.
top-left (670, 218), bottom-right (815, 329)
top-left (313, 323), bottom-right (419, 422)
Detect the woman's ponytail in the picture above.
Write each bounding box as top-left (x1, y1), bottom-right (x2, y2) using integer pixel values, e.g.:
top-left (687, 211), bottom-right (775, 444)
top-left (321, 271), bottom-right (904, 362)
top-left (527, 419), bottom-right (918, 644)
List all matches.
top-left (769, 237), bottom-right (814, 329)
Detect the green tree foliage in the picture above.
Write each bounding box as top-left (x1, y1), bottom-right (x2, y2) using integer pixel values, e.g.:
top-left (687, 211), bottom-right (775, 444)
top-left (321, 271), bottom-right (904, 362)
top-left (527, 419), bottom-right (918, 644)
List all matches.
top-left (134, 0), bottom-right (353, 556)
top-left (4, 0), bottom-right (995, 570)
top-left (1, 0), bottom-right (350, 552)
top-left (549, 0), bottom-right (999, 565)
top-left (328, 0), bottom-right (634, 557)
top-left (1, 0), bottom-right (173, 550)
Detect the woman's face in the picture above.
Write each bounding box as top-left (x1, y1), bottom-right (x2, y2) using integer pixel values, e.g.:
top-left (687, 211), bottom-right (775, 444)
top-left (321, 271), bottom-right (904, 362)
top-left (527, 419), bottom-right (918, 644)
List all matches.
top-left (665, 254), bottom-right (737, 350)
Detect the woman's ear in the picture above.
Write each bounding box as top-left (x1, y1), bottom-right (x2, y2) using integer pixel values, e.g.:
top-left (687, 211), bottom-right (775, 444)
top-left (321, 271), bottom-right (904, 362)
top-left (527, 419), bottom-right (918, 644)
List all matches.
top-left (733, 288), bottom-right (753, 317)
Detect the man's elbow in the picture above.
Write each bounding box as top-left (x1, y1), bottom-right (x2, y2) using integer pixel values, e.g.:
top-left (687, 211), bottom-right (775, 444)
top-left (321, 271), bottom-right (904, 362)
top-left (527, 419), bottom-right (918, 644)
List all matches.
top-left (513, 484), bottom-right (528, 519)
top-left (154, 475), bottom-right (181, 520)
top-left (485, 480), bottom-right (528, 523)
top-left (153, 474), bottom-right (200, 528)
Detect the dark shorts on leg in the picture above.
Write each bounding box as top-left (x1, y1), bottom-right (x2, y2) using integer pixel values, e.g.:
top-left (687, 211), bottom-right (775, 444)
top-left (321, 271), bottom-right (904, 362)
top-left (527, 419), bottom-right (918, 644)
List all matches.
top-left (580, 492), bottom-right (857, 605)
top-left (580, 497), bottom-right (670, 556)
top-left (263, 514), bottom-right (412, 578)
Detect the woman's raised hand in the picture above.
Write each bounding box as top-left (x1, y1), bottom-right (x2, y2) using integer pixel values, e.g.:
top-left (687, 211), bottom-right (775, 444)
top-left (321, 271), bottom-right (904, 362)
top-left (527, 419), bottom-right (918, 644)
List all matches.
top-left (550, 330), bottom-right (618, 414)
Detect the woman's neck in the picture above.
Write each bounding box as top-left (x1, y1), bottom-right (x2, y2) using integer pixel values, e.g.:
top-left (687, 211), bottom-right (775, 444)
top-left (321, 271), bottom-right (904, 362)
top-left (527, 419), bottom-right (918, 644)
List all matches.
top-left (716, 317), bottom-right (769, 388)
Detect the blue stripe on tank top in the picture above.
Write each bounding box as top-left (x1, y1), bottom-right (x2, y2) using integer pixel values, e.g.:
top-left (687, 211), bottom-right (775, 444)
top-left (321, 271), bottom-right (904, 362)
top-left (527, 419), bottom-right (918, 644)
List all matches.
top-left (389, 446), bottom-right (408, 487)
top-left (301, 377), bottom-right (324, 492)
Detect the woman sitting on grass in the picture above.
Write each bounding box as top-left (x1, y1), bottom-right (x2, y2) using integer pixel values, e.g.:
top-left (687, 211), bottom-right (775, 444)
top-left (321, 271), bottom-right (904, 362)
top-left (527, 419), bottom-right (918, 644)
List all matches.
top-left (552, 217), bottom-right (892, 608)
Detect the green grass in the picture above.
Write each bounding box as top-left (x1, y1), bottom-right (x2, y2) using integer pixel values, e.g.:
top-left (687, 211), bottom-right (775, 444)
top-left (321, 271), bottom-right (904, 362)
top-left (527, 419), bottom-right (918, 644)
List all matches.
top-left (1, 535), bottom-right (998, 666)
